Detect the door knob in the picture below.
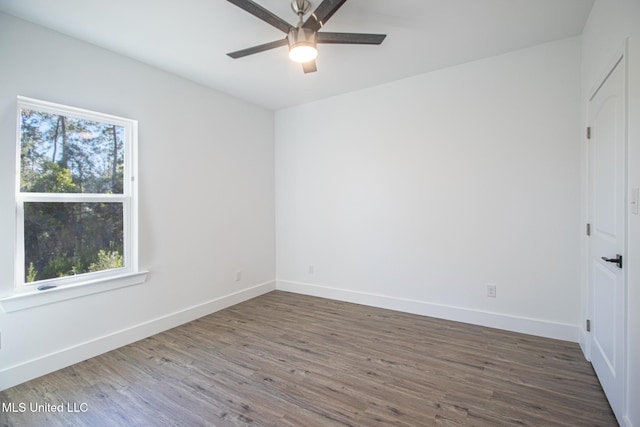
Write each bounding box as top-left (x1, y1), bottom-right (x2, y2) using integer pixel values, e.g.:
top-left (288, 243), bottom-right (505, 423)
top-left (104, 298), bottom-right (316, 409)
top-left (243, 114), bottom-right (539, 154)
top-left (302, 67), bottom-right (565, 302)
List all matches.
top-left (602, 254), bottom-right (623, 269)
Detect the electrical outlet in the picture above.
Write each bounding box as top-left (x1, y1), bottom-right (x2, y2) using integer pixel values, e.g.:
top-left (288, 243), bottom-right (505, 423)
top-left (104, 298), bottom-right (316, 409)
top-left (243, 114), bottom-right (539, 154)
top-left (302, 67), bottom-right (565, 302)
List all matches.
top-left (487, 284), bottom-right (497, 298)
top-left (235, 271), bottom-right (242, 282)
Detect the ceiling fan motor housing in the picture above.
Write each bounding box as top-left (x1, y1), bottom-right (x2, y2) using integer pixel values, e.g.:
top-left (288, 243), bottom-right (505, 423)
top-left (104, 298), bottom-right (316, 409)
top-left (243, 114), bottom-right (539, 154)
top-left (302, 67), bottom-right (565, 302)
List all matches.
top-left (287, 26), bottom-right (317, 62)
top-left (288, 27), bottom-right (316, 50)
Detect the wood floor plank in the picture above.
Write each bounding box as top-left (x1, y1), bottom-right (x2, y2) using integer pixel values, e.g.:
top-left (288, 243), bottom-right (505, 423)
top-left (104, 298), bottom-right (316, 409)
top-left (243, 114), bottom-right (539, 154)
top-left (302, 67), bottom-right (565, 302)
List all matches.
top-left (0, 291), bottom-right (617, 426)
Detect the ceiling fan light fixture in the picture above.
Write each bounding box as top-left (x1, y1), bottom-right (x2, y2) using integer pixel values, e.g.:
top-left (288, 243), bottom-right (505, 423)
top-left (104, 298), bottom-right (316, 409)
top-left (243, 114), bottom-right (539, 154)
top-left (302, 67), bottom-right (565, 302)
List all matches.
top-left (288, 27), bottom-right (317, 63)
top-left (289, 44), bottom-right (317, 63)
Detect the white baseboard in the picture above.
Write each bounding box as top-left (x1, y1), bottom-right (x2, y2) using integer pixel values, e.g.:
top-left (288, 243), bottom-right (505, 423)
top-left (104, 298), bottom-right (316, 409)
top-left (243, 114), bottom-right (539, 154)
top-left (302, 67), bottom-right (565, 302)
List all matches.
top-left (276, 280), bottom-right (581, 343)
top-left (0, 280), bottom-right (275, 391)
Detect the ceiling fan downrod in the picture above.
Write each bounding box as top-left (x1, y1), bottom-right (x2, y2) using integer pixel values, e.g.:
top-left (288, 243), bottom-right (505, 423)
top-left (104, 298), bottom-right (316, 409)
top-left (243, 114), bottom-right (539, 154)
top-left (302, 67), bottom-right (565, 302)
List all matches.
top-left (291, 0), bottom-right (312, 22)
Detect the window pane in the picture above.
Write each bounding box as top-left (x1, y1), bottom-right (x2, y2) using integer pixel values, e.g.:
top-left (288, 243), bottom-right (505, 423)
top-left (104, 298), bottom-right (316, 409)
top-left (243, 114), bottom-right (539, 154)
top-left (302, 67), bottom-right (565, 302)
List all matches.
top-left (20, 109), bottom-right (125, 194)
top-left (24, 202), bottom-right (124, 282)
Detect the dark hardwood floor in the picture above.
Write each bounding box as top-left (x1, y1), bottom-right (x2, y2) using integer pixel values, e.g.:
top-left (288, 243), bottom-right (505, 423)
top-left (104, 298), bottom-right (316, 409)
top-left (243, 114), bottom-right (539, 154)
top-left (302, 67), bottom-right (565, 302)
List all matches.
top-left (1, 291), bottom-right (616, 426)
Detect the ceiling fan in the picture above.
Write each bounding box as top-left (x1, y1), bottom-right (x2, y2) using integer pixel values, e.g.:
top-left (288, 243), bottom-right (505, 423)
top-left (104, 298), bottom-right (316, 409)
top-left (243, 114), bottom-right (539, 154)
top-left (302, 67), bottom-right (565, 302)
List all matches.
top-left (226, 0), bottom-right (387, 73)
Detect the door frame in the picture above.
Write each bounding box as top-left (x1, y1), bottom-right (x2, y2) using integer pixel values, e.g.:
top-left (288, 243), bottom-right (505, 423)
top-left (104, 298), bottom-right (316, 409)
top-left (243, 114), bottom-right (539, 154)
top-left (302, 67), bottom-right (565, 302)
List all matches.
top-left (585, 39), bottom-right (628, 424)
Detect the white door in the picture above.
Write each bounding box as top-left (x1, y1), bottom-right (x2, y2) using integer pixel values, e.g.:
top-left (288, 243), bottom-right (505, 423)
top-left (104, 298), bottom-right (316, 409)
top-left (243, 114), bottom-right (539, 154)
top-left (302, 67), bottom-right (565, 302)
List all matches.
top-left (588, 53), bottom-right (626, 422)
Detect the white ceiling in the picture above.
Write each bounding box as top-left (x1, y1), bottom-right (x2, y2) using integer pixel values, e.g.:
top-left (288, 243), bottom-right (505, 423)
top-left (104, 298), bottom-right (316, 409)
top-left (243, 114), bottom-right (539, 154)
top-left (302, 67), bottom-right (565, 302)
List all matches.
top-left (0, 0), bottom-right (594, 110)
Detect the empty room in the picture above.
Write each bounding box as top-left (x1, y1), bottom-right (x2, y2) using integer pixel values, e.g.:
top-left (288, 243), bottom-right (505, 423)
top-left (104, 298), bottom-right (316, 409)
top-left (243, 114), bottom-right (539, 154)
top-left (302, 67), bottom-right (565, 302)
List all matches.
top-left (0, 0), bottom-right (638, 425)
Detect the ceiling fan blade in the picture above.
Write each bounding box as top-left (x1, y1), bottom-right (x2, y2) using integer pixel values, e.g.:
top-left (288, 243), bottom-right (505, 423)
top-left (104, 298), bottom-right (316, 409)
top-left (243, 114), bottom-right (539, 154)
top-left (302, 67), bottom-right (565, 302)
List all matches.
top-left (302, 60), bottom-right (317, 73)
top-left (226, 0), bottom-right (293, 34)
top-left (317, 32), bottom-right (386, 45)
top-left (303, 0), bottom-right (348, 32)
top-left (227, 38), bottom-right (288, 59)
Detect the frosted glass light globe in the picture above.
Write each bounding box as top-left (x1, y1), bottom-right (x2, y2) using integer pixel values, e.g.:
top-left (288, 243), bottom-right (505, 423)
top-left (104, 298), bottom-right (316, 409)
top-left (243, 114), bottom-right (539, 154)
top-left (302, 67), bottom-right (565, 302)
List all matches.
top-left (289, 45), bottom-right (318, 63)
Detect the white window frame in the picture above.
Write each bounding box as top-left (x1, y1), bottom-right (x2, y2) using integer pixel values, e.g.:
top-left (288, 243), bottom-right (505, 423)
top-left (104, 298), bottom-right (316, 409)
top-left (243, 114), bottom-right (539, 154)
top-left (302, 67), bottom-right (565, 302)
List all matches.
top-left (0, 97), bottom-right (147, 312)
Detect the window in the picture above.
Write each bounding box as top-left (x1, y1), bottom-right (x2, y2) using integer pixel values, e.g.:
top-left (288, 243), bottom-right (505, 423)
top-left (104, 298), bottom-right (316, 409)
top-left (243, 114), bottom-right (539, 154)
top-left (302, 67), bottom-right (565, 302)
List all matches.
top-left (14, 96), bottom-right (141, 295)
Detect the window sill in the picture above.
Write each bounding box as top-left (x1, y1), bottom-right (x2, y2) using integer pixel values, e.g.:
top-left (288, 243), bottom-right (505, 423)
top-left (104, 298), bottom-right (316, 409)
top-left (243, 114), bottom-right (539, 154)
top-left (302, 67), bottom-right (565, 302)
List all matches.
top-left (0, 271), bottom-right (149, 313)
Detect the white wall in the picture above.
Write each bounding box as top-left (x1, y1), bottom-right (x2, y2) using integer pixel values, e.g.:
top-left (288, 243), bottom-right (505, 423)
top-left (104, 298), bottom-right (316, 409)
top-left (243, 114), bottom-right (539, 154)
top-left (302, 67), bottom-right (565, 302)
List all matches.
top-left (276, 37), bottom-right (582, 341)
top-left (0, 13), bottom-right (275, 390)
top-left (582, 1), bottom-right (640, 425)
